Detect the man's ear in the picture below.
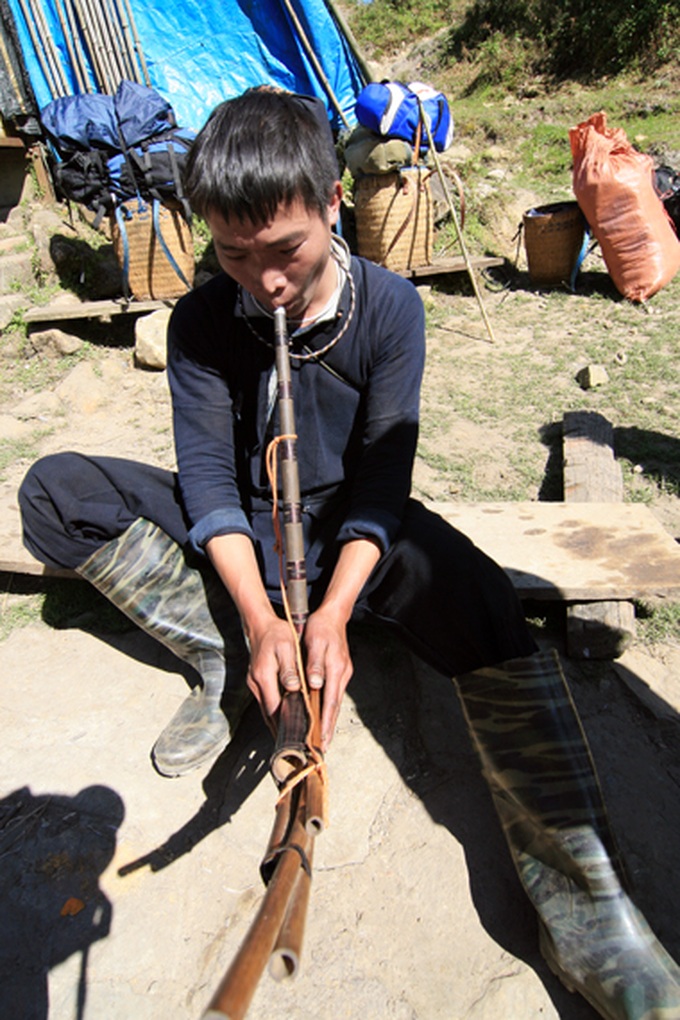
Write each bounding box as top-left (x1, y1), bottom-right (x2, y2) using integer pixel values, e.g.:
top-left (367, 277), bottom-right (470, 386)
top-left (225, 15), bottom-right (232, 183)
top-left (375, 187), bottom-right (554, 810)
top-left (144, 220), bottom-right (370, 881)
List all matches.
top-left (327, 181), bottom-right (343, 227)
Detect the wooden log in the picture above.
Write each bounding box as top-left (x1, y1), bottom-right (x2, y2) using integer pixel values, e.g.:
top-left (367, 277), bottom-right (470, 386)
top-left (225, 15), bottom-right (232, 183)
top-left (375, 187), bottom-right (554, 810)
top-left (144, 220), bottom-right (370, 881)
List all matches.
top-left (563, 410), bottom-right (636, 659)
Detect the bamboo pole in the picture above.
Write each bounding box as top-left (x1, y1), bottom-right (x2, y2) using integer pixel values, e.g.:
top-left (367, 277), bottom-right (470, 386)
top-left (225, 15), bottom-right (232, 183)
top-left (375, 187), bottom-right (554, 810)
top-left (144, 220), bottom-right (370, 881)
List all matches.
top-left (71, 0), bottom-right (107, 90)
top-left (80, 0), bottom-right (116, 91)
top-left (418, 100), bottom-right (498, 344)
top-left (105, 0), bottom-right (137, 82)
top-left (62, 0), bottom-right (94, 92)
top-left (93, 0), bottom-right (127, 88)
top-left (321, 0), bottom-right (374, 84)
top-left (28, 0), bottom-right (70, 95)
top-left (279, 0), bottom-right (351, 130)
top-left (203, 792), bottom-right (313, 1020)
top-left (54, 0), bottom-right (85, 92)
top-left (121, 0), bottom-right (150, 86)
top-left (202, 309), bottom-right (325, 1018)
top-left (16, 0), bottom-right (62, 97)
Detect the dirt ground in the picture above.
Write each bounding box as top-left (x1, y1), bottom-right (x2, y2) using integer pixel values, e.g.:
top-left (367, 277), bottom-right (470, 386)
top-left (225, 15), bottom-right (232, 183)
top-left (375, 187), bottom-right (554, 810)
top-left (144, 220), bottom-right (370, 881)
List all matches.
top-left (1, 223), bottom-right (680, 1017)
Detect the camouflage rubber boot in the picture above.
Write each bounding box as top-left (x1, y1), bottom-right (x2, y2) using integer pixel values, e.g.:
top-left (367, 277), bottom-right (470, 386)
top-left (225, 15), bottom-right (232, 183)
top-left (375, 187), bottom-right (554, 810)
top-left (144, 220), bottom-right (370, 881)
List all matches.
top-left (456, 649), bottom-right (680, 1020)
top-left (76, 517), bottom-right (251, 777)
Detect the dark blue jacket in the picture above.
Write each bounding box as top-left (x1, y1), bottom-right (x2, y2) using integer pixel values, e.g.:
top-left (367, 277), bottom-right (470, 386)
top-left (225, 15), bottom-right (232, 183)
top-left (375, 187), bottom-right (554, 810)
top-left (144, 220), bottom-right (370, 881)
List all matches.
top-left (167, 256), bottom-right (425, 598)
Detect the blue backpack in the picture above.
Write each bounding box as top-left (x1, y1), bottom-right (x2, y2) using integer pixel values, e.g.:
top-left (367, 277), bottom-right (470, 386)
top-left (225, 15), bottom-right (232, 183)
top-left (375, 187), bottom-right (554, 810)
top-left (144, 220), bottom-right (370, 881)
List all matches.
top-left (41, 80), bottom-right (194, 221)
top-left (41, 81), bottom-right (195, 296)
top-left (355, 81), bottom-right (454, 153)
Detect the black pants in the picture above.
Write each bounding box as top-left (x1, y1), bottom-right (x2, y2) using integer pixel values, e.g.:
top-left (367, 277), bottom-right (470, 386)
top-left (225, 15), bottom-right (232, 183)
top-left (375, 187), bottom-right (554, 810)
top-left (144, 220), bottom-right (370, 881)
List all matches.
top-left (18, 452), bottom-right (537, 676)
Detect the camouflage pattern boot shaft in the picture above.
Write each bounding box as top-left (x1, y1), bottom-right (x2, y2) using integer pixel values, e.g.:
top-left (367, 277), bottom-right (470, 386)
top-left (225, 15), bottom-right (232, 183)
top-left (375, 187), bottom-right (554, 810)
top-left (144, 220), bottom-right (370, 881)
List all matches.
top-left (456, 649), bottom-right (680, 1020)
top-left (77, 518), bottom-right (251, 777)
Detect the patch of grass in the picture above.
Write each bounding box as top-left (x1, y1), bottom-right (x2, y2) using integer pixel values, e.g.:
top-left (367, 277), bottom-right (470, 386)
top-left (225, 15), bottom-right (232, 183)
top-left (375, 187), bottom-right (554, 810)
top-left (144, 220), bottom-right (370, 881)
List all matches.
top-left (635, 600), bottom-right (680, 645)
top-left (519, 122), bottom-right (574, 182)
top-left (0, 596), bottom-right (44, 641)
top-left (349, 0), bottom-right (455, 59)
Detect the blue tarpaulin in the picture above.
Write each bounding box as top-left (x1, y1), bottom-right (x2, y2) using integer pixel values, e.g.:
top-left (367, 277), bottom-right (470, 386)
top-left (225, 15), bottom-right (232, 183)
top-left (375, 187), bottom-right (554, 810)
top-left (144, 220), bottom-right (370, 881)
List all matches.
top-left (5, 0), bottom-right (366, 133)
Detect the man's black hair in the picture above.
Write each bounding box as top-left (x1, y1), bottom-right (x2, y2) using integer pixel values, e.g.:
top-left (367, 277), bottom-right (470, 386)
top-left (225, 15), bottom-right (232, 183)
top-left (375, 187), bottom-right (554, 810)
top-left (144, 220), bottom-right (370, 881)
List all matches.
top-left (184, 89), bottom-right (340, 224)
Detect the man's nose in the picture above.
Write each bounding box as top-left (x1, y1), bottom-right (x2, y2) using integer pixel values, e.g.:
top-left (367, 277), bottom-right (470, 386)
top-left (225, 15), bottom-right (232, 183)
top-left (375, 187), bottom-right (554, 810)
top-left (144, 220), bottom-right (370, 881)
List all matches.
top-left (260, 265), bottom-right (287, 297)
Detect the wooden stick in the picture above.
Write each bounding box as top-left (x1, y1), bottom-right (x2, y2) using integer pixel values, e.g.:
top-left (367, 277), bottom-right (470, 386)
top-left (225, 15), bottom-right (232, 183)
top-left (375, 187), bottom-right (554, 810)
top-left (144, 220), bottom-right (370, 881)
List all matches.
top-left (269, 840), bottom-right (314, 980)
top-left (417, 99), bottom-right (498, 345)
top-left (203, 794), bottom-right (312, 1019)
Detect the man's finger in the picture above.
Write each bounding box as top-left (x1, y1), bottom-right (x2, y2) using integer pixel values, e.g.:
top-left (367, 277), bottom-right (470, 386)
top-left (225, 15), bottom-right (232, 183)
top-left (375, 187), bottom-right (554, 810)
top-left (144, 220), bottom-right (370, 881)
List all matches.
top-left (306, 662), bottom-right (325, 689)
top-left (279, 666), bottom-right (301, 691)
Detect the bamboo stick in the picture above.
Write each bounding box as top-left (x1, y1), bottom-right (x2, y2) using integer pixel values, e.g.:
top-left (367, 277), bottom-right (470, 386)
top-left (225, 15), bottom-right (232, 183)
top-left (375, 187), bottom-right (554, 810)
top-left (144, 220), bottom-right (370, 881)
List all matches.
top-left (71, 0), bottom-right (107, 91)
top-left (54, 0), bottom-right (85, 92)
top-left (203, 793), bottom-right (313, 1019)
top-left (16, 0), bottom-right (61, 97)
top-left (269, 839), bottom-right (314, 980)
top-left (80, 0), bottom-right (116, 91)
top-left (62, 0), bottom-right (94, 92)
top-left (279, 0), bottom-right (351, 129)
top-left (418, 99), bottom-right (498, 344)
top-left (29, 0), bottom-right (70, 95)
top-left (106, 0), bottom-right (137, 82)
top-left (121, 0), bottom-right (150, 86)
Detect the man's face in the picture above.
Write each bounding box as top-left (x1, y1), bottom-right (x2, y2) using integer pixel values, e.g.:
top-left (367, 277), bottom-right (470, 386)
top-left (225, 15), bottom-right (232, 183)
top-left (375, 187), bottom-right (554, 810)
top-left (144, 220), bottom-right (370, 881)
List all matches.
top-left (206, 186), bottom-right (342, 322)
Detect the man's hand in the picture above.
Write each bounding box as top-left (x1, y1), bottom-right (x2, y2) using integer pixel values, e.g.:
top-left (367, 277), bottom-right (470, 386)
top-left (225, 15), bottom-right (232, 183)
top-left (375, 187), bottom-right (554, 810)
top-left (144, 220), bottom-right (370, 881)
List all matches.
top-left (207, 531), bottom-right (381, 750)
top-left (303, 606), bottom-right (353, 751)
top-left (245, 613), bottom-right (303, 728)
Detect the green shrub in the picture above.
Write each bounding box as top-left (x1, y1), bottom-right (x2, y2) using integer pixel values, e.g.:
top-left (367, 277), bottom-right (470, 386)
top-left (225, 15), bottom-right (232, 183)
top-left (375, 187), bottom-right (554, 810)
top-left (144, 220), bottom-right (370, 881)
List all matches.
top-left (447, 0), bottom-right (680, 79)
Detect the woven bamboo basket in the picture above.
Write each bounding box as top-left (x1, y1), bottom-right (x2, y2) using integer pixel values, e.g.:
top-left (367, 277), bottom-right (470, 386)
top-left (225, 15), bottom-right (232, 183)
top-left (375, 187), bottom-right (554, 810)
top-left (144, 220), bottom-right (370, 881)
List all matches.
top-left (112, 200), bottom-right (194, 300)
top-left (523, 201), bottom-right (587, 285)
top-left (354, 168), bottom-right (433, 272)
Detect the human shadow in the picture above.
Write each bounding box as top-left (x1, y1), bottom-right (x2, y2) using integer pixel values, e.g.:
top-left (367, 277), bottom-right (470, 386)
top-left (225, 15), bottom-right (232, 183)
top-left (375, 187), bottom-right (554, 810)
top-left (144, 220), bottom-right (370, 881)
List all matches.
top-left (117, 699), bottom-right (271, 878)
top-left (0, 783), bottom-right (124, 1020)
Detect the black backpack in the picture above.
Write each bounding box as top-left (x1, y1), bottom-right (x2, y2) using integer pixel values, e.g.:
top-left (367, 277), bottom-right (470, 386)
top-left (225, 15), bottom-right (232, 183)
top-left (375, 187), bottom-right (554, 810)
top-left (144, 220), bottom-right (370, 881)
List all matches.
top-left (654, 164), bottom-right (680, 236)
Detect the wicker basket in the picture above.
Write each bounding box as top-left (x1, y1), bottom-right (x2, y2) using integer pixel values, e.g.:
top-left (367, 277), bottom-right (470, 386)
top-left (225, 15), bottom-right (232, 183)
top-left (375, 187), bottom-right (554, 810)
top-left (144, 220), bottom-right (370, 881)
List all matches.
top-left (523, 201), bottom-right (587, 285)
top-left (112, 200), bottom-right (194, 300)
top-left (354, 168), bottom-right (433, 272)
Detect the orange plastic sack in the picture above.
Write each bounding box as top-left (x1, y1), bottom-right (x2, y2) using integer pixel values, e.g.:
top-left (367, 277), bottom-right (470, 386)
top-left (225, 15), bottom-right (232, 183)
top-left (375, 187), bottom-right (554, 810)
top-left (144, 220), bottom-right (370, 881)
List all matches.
top-left (570, 112), bottom-right (680, 301)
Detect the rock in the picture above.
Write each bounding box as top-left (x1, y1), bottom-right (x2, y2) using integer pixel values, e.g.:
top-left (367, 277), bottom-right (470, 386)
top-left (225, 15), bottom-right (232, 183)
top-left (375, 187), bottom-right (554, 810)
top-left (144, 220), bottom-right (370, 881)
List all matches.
top-left (134, 308), bottom-right (172, 370)
top-left (54, 360), bottom-right (109, 414)
top-left (0, 414), bottom-right (33, 441)
top-left (576, 364), bottom-right (609, 389)
top-left (28, 327), bottom-right (83, 358)
top-left (0, 294), bottom-right (26, 331)
top-left (0, 251), bottom-right (35, 292)
top-left (12, 390), bottom-right (63, 420)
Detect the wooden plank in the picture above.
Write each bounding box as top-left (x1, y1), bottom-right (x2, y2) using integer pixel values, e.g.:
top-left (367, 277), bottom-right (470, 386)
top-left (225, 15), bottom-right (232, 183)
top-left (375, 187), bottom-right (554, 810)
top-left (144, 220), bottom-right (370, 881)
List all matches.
top-left (4, 500), bottom-right (680, 600)
top-left (563, 411), bottom-right (636, 659)
top-left (23, 298), bottom-right (176, 324)
top-left (563, 411), bottom-right (623, 502)
top-left (428, 502), bottom-right (680, 601)
top-left (397, 256), bottom-right (504, 280)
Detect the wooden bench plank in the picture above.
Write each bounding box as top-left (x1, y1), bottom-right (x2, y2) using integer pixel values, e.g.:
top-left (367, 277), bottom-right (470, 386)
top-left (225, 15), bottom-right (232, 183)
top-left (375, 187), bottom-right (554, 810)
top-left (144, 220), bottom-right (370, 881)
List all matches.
top-left (428, 502), bottom-right (680, 601)
top-left (2, 453), bottom-right (678, 600)
top-left (23, 298), bottom-right (176, 324)
top-left (397, 255), bottom-right (504, 280)
top-left (5, 501), bottom-right (678, 602)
